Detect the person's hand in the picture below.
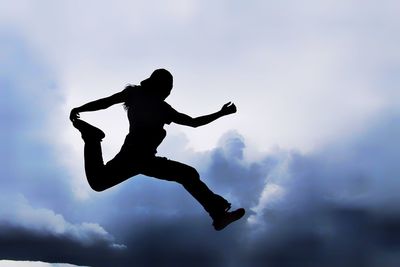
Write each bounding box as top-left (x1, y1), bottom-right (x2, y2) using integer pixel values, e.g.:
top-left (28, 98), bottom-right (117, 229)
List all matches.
top-left (220, 102), bottom-right (237, 116)
top-left (70, 108), bottom-right (80, 122)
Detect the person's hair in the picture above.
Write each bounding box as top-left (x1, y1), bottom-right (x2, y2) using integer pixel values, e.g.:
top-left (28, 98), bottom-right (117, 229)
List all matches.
top-left (123, 84), bottom-right (137, 111)
top-left (123, 69), bottom-right (173, 111)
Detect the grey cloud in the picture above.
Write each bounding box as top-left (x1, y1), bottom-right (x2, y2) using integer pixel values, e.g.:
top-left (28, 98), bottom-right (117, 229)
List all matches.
top-left (1, 115), bottom-right (400, 266)
top-left (203, 131), bottom-right (276, 209)
top-left (241, 206), bottom-right (400, 267)
top-left (0, 32), bottom-right (75, 213)
top-left (242, 115), bottom-right (400, 267)
top-left (0, 225), bottom-right (123, 267)
top-left (115, 125), bottom-right (397, 267)
top-left (0, 33), bottom-right (125, 266)
top-left (103, 115), bottom-right (400, 267)
top-left (0, 260), bottom-right (88, 267)
top-left (0, 195), bottom-right (125, 266)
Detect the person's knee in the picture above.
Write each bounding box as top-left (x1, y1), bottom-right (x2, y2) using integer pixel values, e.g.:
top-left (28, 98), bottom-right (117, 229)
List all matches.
top-left (90, 183), bottom-right (106, 192)
top-left (87, 177), bottom-right (107, 192)
top-left (182, 166), bottom-right (200, 183)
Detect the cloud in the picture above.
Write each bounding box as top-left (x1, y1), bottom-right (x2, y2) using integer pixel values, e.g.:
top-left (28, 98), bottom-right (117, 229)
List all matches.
top-left (0, 195), bottom-right (125, 248)
top-left (204, 131), bottom-right (270, 208)
top-left (3, 1), bottom-right (399, 152)
top-left (241, 114), bottom-right (400, 267)
top-left (0, 260), bottom-right (87, 267)
top-left (0, 32), bottom-right (125, 266)
top-left (97, 118), bottom-right (400, 267)
top-left (1, 116), bottom-right (400, 266)
top-left (53, 121), bottom-right (398, 267)
top-left (0, 195), bottom-right (125, 266)
top-left (0, 31), bottom-right (87, 210)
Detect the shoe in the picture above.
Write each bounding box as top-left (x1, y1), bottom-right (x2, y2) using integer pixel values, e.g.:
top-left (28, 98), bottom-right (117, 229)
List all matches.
top-left (72, 119), bottom-right (105, 142)
top-left (212, 208), bottom-right (245, 231)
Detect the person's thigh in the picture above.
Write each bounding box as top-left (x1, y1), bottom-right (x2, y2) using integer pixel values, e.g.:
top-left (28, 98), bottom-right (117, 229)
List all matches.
top-left (140, 157), bottom-right (198, 183)
top-left (95, 151), bottom-right (142, 190)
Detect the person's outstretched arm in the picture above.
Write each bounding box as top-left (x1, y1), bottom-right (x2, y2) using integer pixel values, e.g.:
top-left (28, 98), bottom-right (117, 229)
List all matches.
top-left (172, 102), bottom-right (237, 128)
top-left (70, 91), bottom-right (126, 121)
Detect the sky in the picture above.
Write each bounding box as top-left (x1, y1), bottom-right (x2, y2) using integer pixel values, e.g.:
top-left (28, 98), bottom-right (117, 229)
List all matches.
top-left (1, 0), bottom-right (400, 266)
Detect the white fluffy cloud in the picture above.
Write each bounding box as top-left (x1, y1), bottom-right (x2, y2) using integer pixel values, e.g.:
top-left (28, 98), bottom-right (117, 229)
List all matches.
top-left (0, 195), bottom-right (126, 250)
top-left (0, 260), bottom-right (87, 267)
top-left (2, 1), bottom-right (399, 154)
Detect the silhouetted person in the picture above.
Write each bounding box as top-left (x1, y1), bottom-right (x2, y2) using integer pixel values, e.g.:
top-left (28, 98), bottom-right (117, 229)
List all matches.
top-left (70, 69), bottom-right (245, 230)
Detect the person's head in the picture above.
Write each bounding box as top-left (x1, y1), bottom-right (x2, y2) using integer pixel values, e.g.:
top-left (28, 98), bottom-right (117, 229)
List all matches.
top-left (141, 69), bottom-right (173, 100)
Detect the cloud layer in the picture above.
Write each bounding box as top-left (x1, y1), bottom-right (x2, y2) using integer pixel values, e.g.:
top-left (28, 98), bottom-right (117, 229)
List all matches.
top-left (99, 117), bottom-right (400, 267)
top-left (8, 121), bottom-right (395, 267)
top-left (3, 1), bottom-right (399, 152)
top-left (0, 31), bottom-right (126, 266)
top-left (0, 261), bottom-right (87, 267)
top-left (1, 92), bottom-right (400, 267)
top-left (0, 195), bottom-right (125, 265)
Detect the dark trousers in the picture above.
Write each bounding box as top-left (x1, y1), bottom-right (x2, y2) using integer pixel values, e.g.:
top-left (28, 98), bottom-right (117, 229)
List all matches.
top-left (83, 141), bottom-right (228, 219)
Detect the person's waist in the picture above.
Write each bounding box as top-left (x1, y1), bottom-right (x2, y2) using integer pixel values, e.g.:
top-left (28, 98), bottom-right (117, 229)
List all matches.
top-left (129, 124), bottom-right (166, 131)
top-left (127, 128), bottom-right (166, 137)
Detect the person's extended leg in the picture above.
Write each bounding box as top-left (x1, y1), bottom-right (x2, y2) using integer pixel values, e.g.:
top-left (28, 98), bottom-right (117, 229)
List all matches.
top-left (140, 157), bottom-right (233, 221)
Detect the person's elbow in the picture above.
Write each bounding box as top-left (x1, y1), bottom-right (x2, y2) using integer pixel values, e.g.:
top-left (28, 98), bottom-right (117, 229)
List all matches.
top-left (187, 119), bottom-right (200, 128)
top-left (191, 122), bottom-right (201, 128)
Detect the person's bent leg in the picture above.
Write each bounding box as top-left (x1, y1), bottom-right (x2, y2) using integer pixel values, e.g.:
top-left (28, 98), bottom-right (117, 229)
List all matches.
top-left (72, 119), bottom-right (108, 191)
top-left (83, 141), bottom-right (107, 191)
top-left (140, 157), bottom-right (231, 219)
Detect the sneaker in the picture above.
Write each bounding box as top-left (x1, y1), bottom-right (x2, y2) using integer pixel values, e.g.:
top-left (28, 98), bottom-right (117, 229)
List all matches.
top-left (72, 119), bottom-right (105, 142)
top-left (212, 208), bottom-right (245, 231)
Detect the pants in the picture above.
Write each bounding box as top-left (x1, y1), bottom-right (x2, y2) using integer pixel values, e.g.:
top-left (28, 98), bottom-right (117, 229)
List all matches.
top-left (83, 140), bottom-right (228, 219)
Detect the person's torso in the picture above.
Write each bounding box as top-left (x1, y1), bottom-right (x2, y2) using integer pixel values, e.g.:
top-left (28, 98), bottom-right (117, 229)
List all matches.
top-left (123, 87), bottom-right (173, 154)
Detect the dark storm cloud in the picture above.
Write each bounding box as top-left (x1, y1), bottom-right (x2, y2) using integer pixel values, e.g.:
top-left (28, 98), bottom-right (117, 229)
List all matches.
top-left (240, 206), bottom-right (400, 267)
top-left (96, 119), bottom-right (400, 267)
top-left (0, 193), bottom-right (126, 266)
top-left (0, 224), bottom-right (124, 267)
top-left (237, 115), bottom-right (400, 267)
top-left (35, 125), bottom-right (400, 267)
top-left (204, 131), bottom-right (275, 208)
top-left (95, 118), bottom-right (400, 267)
top-left (2, 111), bottom-right (400, 267)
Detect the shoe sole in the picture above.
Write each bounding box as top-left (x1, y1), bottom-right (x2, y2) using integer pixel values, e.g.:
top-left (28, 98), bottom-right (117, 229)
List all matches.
top-left (213, 208), bottom-right (245, 231)
top-left (73, 119), bottom-right (105, 140)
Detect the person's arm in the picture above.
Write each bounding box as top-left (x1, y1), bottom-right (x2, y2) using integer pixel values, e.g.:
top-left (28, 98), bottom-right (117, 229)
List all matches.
top-left (70, 91), bottom-right (126, 121)
top-left (172, 102), bottom-right (237, 128)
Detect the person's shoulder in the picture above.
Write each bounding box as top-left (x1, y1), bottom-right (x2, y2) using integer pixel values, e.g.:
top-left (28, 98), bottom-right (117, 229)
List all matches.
top-left (162, 102), bottom-right (176, 124)
top-left (163, 101), bottom-right (179, 119)
top-left (163, 101), bottom-right (175, 111)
